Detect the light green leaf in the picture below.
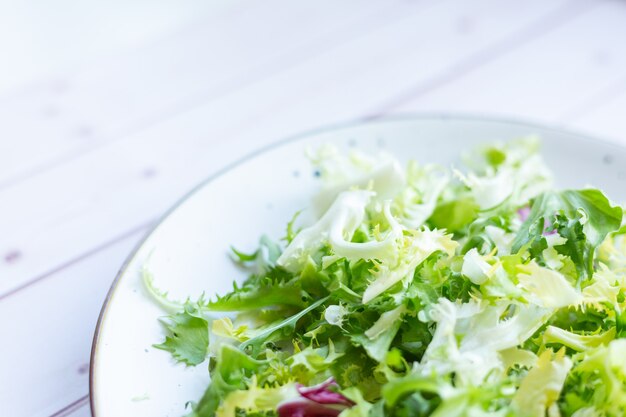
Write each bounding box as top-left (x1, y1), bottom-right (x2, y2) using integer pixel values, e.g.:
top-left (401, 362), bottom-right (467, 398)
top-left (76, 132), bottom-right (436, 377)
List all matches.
top-left (154, 303), bottom-right (209, 366)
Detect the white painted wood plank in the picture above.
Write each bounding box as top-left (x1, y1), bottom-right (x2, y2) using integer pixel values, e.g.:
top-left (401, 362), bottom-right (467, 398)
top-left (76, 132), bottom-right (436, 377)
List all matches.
top-left (566, 79), bottom-right (626, 143)
top-left (393, 0), bottom-right (626, 133)
top-left (47, 395), bottom-right (90, 417)
top-left (225, 0), bottom-right (587, 126)
top-left (0, 0), bottom-right (409, 188)
top-left (1, 1), bottom-right (589, 413)
top-left (0, 231), bottom-right (143, 417)
top-left (3, 2), bottom-right (619, 415)
top-left (0, 1), bottom-right (602, 411)
top-left (0, 0), bottom-right (585, 296)
top-left (0, 0), bottom-right (240, 94)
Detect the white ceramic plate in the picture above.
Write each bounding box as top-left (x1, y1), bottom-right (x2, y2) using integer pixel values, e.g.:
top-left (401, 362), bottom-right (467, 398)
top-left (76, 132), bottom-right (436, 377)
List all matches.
top-left (90, 115), bottom-right (626, 417)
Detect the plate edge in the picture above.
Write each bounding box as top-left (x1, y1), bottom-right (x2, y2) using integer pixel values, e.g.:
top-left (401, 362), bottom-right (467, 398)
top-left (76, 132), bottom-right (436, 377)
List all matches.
top-left (89, 111), bottom-right (626, 416)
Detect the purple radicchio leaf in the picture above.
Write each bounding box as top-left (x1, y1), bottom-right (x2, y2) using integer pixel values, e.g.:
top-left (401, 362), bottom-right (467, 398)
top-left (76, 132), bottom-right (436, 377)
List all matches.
top-left (277, 399), bottom-right (344, 417)
top-left (296, 378), bottom-right (354, 406)
top-left (277, 378), bottom-right (354, 417)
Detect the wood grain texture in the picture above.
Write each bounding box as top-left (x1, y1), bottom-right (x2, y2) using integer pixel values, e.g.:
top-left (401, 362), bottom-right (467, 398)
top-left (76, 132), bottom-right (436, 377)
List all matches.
top-left (0, 232), bottom-right (141, 417)
top-left (567, 76), bottom-right (626, 141)
top-left (0, 0), bottom-right (578, 296)
top-left (48, 395), bottom-right (89, 417)
top-left (394, 0), bottom-right (626, 124)
top-left (0, 0), bottom-right (241, 94)
top-left (0, 0), bottom-right (411, 188)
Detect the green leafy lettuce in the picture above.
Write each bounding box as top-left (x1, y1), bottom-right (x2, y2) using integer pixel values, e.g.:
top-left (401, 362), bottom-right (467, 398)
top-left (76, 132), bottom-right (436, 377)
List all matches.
top-left (146, 138), bottom-right (626, 417)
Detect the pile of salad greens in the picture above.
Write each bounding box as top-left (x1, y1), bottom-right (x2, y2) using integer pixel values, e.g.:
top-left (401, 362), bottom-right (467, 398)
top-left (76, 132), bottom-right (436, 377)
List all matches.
top-left (146, 138), bottom-right (626, 417)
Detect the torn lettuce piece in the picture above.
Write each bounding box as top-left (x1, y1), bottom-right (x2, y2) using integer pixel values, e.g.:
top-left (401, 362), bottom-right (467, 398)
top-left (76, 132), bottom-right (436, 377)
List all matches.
top-left (145, 139), bottom-right (626, 417)
top-left (308, 144), bottom-right (406, 215)
top-left (461, 248), bottom-right (496, 285)
top-left (209, 317), bottom-right (249, 357)
top-left (362, 229), bottom-right (458, 303)
top-left (512, 189), bottom-right (622, 280)
top-left (278, 190), bottom-right (404, 273)
top-left (354, 305), bottom-right (407, 362)
top-left (217, 379), bottom-right (296, 417)
top-left (394, 163), bottom-right (450, 229)
top-left (429, 196), bottom-right (479, 233)
top-left (417, 298), bottom-right (550, 386)
top-left (542, 326), bottom-right (615, 351)
top-left (330, 200), bottom-right (403, 264)
top-left (581, 264), bottom-right (621, 311)
top-left (187, 345), bottom-right (267, 417)
top-left (277, 190), bottom-right (374, 273)
top-left (457, 168), bottom-right (515, 211)
top-left (517, 261), bottom-right (582, 308)
top-left (462, 137), bottom-right (553, 209)
top-left (511, 349), bottom-right (572, 417)
top-left (154, 302), bottom-right (209, 366)
top-left (231, 235), bottom-right (283, 276)
top-left (566, 339), bottom-right (626, 416)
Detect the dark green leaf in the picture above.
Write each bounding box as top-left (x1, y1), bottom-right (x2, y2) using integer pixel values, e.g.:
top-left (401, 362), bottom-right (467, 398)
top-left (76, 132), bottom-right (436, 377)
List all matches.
top-left (240, 296), bottom-right (330, 354)
top-left (553, 213), bottom-right (590, 282)
top-left (205, 278), bottom-right (305, 311)
top-left (512, 189), bottom-right (622, 282)
top-left (512, 189), bottom-right (622, 254)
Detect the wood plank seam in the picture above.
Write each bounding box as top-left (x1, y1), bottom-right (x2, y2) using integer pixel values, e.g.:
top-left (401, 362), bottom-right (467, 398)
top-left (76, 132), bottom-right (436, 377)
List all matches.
top-left (0, 0), bottom-right (253, 105)
top-left (0, 0), bottom-right (434, 193)
top-left (48, 394), bottom-right (89, 417)
top-left (0, 0), bottom-right (605, 304)
top-left (558, 74), bottom-right (626, 122)
top-left (3, 1), bottom-right (619, 415)
top-left (367, 0), bottom-right (603, 117)
top-left (0, 222), bottom-right (153, 301)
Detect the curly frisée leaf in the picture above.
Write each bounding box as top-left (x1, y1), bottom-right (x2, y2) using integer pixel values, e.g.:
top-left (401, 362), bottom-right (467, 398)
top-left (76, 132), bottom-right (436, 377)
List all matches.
top-left (362, 228), bottom-right (458, 303)
top-left (542, 325), bottom-right (615, 351)
top-left (512, 189), bottom-right (622, 280)
top-left (353, 305), bottom-right (407, 362)
top-left (511, 349), bottom-right (572, 417)
top-left (145, 139), bottom-right (626, 417)
top-left (277, 190), bottom-right (375, 273)
top-left (142, 267), bottom-right (186, 312)
top-left (307, 144), bottom-right (406, 216)
top-left (154, 302), bottom-right (209, 366)
top-left (566, 339), bottom-right (626, 416)
top-left (239, 296), bottom-right (330, 354)
top-left (231, 235), bottom-right (282, 275)
top-left (416, 298), bottom-right (549, 385)
top-left (517, 261), bottom-right (582, 308)
top-left (217, 379), bottom-right (296, 417)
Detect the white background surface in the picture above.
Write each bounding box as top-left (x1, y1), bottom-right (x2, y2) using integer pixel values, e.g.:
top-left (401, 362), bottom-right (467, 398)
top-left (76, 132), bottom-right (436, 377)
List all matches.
top-left (1, 1), bottom-right (626, 416)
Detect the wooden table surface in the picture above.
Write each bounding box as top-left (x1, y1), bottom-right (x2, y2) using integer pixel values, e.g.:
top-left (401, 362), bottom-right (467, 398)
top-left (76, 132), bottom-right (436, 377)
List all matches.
top-left (2, 1), bottom-right (626, 416)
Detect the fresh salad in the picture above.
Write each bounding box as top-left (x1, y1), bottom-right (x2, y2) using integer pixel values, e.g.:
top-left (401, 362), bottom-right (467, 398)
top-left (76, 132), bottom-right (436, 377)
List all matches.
top-left (145, 138), bottom-right (626, 417)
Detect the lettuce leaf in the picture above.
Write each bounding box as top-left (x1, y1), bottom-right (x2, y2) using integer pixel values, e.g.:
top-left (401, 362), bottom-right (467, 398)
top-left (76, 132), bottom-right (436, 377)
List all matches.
top-left (512, 189), bottom-right (622, 281)
top-left (145, 140), bottom-right (626, 417)
top-left (154, 302), bottom-right (209, 366)
top-left (511, 349), bottom-right (572, 417)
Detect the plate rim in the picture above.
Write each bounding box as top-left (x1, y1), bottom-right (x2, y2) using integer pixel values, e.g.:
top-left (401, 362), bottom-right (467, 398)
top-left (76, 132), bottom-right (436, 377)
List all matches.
top-left (89, 112), bottom-right (625, 416)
